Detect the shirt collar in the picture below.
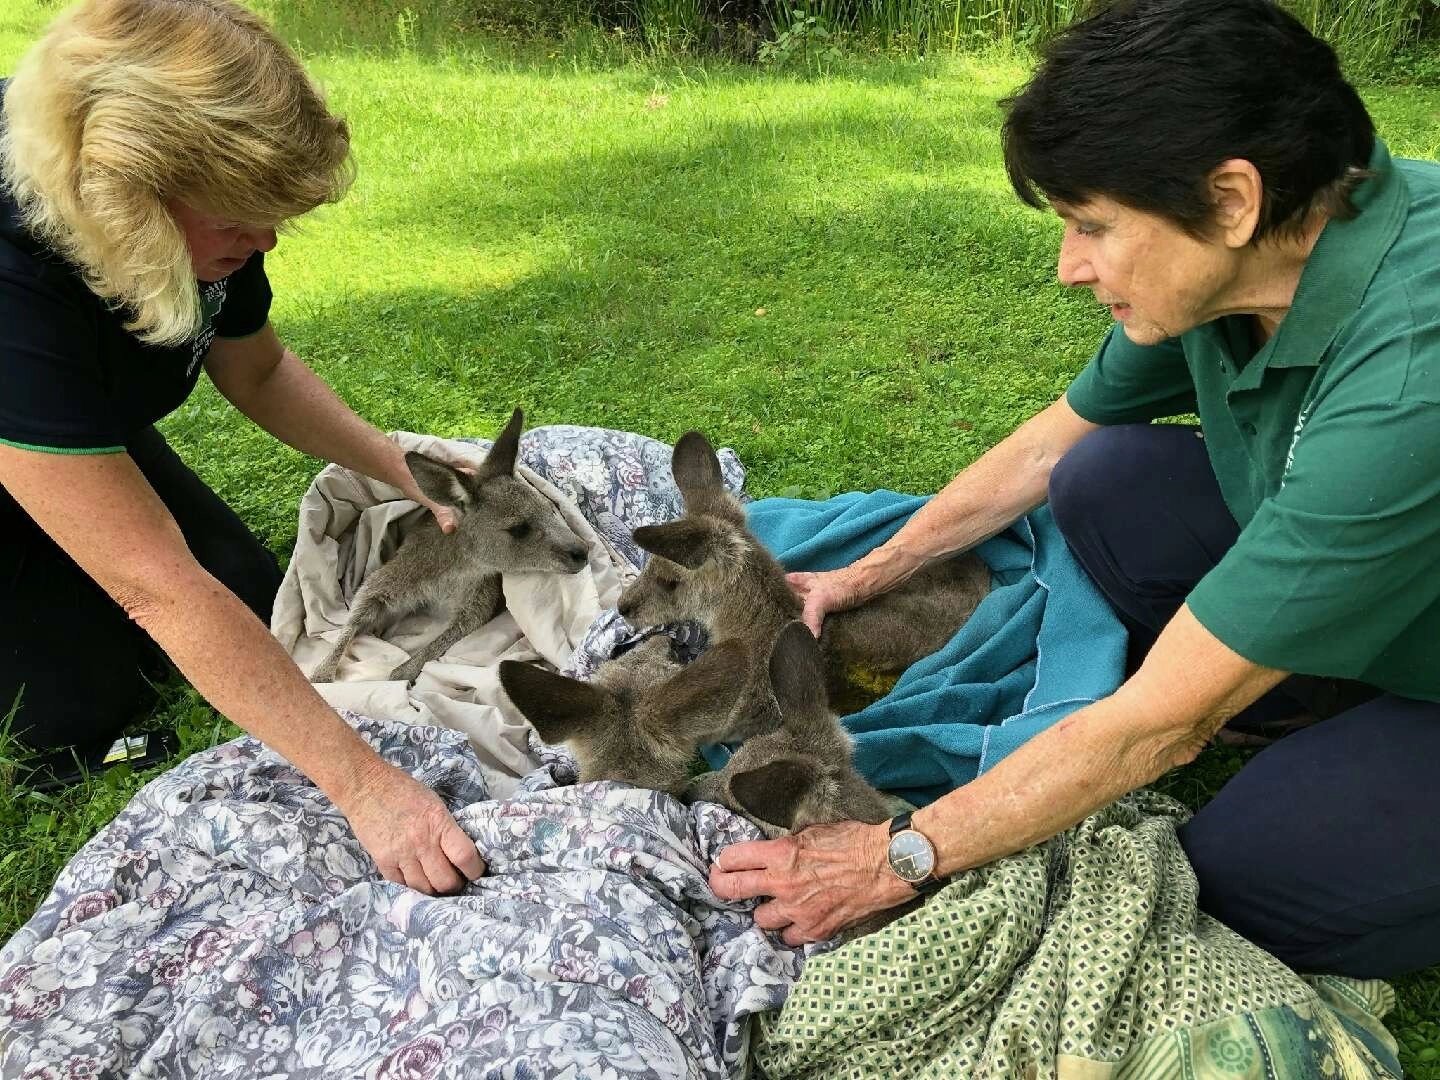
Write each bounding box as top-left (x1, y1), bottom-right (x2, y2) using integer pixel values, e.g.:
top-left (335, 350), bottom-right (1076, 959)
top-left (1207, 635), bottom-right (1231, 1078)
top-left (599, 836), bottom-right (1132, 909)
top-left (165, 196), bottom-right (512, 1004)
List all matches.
top-left (1232, 137), bottom-right (1408, 383)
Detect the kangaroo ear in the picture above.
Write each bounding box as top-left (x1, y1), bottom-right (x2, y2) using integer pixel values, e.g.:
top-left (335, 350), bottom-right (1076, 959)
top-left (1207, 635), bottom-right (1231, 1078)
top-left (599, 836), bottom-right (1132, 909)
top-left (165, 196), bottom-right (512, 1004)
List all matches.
top-left (672, 431), bottom-right (723, 499)
top-left (728, 756), bottom-right (826, 830)
top-left (672, 431), bottom-right (745, 523)
top-left (480, 408), bottom-right (524, 479)
top-left (659, 639), bottom-right (750, 740)
top-left (632, 520), bottom-right (717, 571)
top-left (499, 660), bottom-right (614, 745)
top-left (404, 452), bottom-right (470, 509)
top-left (768, 620), bottom-right (829, 716)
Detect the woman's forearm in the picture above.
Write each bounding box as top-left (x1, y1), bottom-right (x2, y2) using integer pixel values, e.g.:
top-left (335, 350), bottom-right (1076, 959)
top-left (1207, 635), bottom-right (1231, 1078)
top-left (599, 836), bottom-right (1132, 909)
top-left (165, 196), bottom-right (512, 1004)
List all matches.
top-left (913, 604), bottom-right (1287, 877)
top-left (915, 693), bottom-right (1162, 876)
top-left (849, 395), bottom-right (1099, 595)
top-left (125, 568), bottom-right (386, 808)
top-left (225, 348), bottom-right (413, 489)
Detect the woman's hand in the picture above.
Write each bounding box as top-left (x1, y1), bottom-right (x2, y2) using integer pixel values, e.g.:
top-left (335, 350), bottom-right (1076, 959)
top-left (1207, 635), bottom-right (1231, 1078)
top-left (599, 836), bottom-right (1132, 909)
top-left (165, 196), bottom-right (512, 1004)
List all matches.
top-left (708, 820), bottom-right (914, 945)
top-left (785, 566), bottom-right (870, 638)
top-left (336, 757), bottom-right (487, 895)
top-left (392, 443), bottom-right (479, 535)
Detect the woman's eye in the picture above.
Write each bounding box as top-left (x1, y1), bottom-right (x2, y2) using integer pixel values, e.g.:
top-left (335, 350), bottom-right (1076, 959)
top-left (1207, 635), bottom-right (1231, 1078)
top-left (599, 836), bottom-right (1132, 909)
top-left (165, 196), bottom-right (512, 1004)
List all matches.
top-left (506, 522), bottom-right (531, 539)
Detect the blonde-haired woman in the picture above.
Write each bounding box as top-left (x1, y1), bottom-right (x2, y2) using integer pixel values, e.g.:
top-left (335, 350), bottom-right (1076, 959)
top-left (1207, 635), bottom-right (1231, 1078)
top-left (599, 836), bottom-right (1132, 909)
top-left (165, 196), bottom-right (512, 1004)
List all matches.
top-left (0, 0), bottom-right (485, 896)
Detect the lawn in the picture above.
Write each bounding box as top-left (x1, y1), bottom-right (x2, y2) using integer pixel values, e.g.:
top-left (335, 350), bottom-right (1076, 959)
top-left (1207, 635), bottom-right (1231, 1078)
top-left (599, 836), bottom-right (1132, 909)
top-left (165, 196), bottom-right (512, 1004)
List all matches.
top-left (2, 0), bottom-right (1438, 1065)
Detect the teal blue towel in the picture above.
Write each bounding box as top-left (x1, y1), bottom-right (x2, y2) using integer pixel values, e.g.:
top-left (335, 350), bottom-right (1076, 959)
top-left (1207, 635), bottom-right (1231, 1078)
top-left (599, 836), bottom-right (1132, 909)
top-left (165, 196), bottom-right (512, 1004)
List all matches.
top-left (727, 491), bottom-right (1127, 806)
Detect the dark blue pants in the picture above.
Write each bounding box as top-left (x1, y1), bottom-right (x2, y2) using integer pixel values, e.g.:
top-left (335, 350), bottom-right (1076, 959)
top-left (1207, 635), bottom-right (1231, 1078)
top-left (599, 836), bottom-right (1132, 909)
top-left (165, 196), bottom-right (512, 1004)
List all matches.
top-left (0, 426), bottom-right (282, 758)
top-left (1049, 424), bottom-right (1440, 979)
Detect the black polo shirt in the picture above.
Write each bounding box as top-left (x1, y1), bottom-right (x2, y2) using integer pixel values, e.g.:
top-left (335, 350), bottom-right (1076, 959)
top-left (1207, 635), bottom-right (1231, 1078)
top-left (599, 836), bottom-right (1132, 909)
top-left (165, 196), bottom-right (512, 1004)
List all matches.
top-left (0, 80), bottom-right (272, 458)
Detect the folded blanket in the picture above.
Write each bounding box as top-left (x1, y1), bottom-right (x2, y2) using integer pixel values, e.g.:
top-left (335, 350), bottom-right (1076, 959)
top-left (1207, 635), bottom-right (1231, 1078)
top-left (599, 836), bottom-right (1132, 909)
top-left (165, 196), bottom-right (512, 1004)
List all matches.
top-left (0, 715), bottom-right (798, 1078)
top-left (741, 492), bottom-right (1129, 805)
top-left (271, 426), bottom-right (744, 798)
top-left (755, 790), bottom-right (1400, 1080)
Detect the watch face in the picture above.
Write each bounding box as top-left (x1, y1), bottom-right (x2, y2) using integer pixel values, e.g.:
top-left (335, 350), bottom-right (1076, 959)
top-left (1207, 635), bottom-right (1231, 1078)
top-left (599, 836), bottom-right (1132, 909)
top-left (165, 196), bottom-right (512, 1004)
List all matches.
top-left (887, 829), bottom-right (936, 884)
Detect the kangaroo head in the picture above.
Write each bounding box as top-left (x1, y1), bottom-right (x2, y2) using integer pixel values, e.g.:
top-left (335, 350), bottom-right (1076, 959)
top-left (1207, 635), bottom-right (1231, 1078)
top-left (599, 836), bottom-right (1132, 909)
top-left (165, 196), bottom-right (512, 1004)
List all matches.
top-left (404, 408), bottom-right (588, 575)
top-left (617, 431), bottom-right (787, 629)
top-left (688, 622), bottom-right (892, 834)
top-left (498, 637), bottom-right (751, 793)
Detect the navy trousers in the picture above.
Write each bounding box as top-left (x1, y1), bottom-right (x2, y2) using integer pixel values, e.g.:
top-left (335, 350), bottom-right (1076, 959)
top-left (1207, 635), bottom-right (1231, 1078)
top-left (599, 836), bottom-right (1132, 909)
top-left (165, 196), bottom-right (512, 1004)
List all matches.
top-left (1049, 423), bottom-right (1440, 979)
top-left (0, 426), bottom-right (282, 758)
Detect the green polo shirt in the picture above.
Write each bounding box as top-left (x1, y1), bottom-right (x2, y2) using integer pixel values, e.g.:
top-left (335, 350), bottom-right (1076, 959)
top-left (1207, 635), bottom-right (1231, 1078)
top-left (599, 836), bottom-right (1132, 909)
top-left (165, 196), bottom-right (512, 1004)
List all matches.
top-left (1065, 138), bottom-right (1440, 702)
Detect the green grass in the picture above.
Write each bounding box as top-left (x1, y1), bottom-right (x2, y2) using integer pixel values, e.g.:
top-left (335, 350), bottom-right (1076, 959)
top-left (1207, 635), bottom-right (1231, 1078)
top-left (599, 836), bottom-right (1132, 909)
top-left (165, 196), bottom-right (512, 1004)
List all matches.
top-left (3, 0), bottom-right (1440, 1063)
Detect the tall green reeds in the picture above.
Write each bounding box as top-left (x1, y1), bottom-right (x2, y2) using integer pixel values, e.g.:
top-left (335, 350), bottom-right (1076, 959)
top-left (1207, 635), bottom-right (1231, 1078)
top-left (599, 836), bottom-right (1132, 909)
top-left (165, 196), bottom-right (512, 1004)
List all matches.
top-left (747, 0), bottom-right (1431, 74)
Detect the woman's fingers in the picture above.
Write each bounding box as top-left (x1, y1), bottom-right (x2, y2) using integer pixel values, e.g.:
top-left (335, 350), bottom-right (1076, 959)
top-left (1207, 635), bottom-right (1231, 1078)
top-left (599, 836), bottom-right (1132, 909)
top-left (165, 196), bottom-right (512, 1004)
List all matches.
top-left (442, 824), bottom-right (487, 881)
top-left (417, 845), bottom-right (466, 896)
top-left (398, 857), bottom-right (434, 895)
top-left (423, 498), bottom-right (460, 534)
top-left (753, 901), bottom-right (793, 931)
top-left (709, 867), bottom-right (776, 902)
top-left (716, 837), bottom-right (790, 872)
top-left (342, 761), bottom-right (485, 896)
top-left (801, 600), bottom-right (826, 638)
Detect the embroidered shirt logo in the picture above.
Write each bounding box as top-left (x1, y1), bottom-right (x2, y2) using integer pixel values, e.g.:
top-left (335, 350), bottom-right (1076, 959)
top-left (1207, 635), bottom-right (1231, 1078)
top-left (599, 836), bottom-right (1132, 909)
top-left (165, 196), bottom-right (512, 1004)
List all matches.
top-left (188, 278), bottom-right (229, 377)
top-left (1281, 400), bottom-right (1314, 488)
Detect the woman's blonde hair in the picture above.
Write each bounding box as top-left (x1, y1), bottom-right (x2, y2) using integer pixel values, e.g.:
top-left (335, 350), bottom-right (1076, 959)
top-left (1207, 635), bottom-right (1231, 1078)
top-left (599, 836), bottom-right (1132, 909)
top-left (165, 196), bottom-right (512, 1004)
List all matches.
top-left (1, 0), bottom-right (353, 346)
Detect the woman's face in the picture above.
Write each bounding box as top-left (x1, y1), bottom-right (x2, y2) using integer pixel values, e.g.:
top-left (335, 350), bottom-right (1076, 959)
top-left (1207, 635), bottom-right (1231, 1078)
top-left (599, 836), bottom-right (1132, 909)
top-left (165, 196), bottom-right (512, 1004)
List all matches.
top-left (167, 201), bottom-right (278, 282)
top-left (1053, 196), bottom-right (1240, 345)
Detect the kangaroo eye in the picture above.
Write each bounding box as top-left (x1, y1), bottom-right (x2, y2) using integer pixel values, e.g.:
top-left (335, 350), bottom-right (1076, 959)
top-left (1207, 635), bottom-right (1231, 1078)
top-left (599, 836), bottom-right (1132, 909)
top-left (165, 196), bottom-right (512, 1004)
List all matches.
top-left (506, 521), bottom-right (532, 539)
top-left (659, 578), bottom-right (678, 593)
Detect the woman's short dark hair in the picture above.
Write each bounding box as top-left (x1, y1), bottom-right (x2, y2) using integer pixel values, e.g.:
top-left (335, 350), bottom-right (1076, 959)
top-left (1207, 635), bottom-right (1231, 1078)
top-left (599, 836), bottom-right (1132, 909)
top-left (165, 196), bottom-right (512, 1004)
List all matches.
top-left (1001, 0), bottom-right (1375, 241)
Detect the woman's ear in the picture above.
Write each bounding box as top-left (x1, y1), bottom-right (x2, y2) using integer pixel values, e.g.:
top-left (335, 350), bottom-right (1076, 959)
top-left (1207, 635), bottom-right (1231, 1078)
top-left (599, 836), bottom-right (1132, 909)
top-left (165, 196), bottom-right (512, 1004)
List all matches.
top-left (1207, 158), bottom-right (1264, 248)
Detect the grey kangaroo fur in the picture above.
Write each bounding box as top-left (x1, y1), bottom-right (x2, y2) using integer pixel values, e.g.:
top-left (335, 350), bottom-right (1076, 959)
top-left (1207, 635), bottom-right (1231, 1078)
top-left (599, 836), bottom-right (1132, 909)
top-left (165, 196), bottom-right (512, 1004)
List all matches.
top-left (497, 635), bottom-right (750, 793)
top-left (497, 622), bottom-right (892, 829)
top-left (689, 621), bottom-right (923, 940)
top-left (683, 621), bottom-right (898, 835)
top-left (615, 430), bottom-right (991, 737)
top-left (501, 621), bottom-right (920, 939)
top-left (310, 409), bottom-right (589, 685)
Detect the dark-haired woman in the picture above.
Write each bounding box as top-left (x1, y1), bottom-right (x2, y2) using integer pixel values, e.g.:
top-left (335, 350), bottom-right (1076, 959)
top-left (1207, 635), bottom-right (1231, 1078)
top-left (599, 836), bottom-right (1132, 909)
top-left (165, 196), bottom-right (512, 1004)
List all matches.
top-left (710, 0), bottom-right (1440, 979)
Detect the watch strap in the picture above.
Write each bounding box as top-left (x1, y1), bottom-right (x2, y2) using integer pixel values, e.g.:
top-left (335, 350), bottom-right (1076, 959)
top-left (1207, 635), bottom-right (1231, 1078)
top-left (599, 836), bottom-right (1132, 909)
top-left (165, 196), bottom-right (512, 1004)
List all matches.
top-left (888, 811), bottom-right (914, 836)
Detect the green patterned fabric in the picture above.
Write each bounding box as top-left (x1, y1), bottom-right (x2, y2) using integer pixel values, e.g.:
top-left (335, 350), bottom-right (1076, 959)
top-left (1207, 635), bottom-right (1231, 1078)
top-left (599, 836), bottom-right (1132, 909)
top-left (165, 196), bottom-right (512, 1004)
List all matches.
top-left (755, 791), bottom-right (1399, 1080)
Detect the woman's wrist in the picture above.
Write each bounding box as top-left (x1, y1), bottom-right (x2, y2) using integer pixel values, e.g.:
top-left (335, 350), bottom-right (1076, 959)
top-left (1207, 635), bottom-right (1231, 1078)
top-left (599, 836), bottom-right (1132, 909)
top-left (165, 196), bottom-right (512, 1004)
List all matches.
top-left (867, 820), bottom-right (923, 906)
top-left (373, 433), bottom-right (419, 492)
top-left (849, 541), bottom-right (922, 598)
top-left (909, 799), bottom-right (969, 881)
top-left (299, 716), bottom-right (393, 811)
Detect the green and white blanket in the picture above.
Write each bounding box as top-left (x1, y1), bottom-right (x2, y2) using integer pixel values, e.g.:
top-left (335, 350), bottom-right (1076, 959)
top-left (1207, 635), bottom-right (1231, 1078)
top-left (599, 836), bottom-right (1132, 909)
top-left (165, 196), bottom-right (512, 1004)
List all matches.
top-left (757, 791), bottom-right (1399, 1080)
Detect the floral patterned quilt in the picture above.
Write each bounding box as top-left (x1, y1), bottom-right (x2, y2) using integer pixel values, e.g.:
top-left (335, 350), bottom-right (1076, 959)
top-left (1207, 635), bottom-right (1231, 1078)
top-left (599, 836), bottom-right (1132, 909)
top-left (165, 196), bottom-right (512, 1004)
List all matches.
top-left (0, 717), bottom-right (799, 1079)
top-left (0, 427), bottom-right (794, 1079)
top-left (0, 426), bottom-right (1402, 1080)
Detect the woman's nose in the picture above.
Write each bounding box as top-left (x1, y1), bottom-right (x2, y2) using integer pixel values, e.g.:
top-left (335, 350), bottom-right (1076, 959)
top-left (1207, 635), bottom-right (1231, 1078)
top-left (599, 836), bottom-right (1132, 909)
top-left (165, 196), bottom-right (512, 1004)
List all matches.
top-left (1056, 233), bottom-right (1096, 288)
top-left (245, 227), bottom-right (278, 255)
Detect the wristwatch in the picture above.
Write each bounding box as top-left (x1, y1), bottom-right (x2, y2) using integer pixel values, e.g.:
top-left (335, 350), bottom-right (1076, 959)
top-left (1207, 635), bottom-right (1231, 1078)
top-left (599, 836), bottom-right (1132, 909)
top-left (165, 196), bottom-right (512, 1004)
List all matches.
top-left (886, 812), bottom-right (943, 894)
